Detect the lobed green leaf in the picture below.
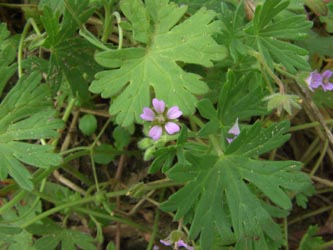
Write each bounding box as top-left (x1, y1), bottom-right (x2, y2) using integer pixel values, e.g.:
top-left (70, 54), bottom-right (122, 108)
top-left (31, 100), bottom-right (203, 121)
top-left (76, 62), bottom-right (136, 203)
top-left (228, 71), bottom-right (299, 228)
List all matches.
top-left (0, 72), bottom-right (63, 190)
top-left (90, 0), bottom-right (227, 126)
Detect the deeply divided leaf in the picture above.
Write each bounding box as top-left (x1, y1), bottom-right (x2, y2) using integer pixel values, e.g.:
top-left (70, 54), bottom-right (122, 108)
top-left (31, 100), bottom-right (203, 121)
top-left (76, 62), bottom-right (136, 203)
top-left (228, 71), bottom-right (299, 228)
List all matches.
top-left (245, 0), bottom-right (312, 73)
top-left (90, 0), bottom-right (227, 126)
top-left (0, 73), bottom-right (63, 190)
top-left (161, 153), bottom-right (313, 250)
top-left (40, 1), bottom-right (101, 101)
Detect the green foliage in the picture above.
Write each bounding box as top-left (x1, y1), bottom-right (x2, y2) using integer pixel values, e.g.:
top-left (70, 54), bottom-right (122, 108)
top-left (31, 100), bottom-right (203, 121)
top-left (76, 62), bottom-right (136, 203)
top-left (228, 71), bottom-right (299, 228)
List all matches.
top-left (79, 114), bottom-right (98, 136)
top-left (29, 219), bottom-right (96, 250)
top-left (0, 23), bottom-right (18, 96)
top-left (0, 73), bottom-right (63, 190)
top-left (90, 0), bottom-right (227, 126)
top-left (93, 144), bottom-right (117, 164)
top-left (319, 2), bottom-right (333, 33)
top-left (220, 0), bottom-right (311, 74)
top-left (298, 30), bottom-right (333, 58)
top-left (264, 93), bottom-right (302, 115)
top-left (299, 225), bottom-right (325, 250)
top-left (40, 0), bottom-right (101, 101)
top-left (112, 126), bottom-right (131, 149)
top-left (218, 71), bottom-right (268, 124)
top-left (161, 121), bottom-right (313, 250)
top-left (38, 0), bottom-right (65, 13)
top-left (245, 0), bottom-right (312, 73)
top-left (0, 0), bottom-right (324, 249)
top-left (0, 194), bottom-right (42, 249)
top-left (225, 121), bottom-right (291, 157)
top-left (172, 0), bottom-right (222, 13)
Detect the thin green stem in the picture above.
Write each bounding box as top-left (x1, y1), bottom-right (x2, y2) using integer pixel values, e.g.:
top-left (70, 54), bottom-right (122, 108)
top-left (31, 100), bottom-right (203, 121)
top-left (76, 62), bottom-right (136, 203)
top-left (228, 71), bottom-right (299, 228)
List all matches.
top-left (190, 115), bottom-right (205, 128)
top-left (274, 64), bottom-right (298, 81)
top-left (0, 3), bottom-right (36, 8)
top-left (17, 18), bottom-right (41, 77)
top-left (75, 207), bottom-right (151, 233)
top-left (0, 191), bottom-right (26, 215)
top-left (250, 50), bottom-right (285, 93)
top-left (288, 205), bottom-right (332, 225)
top-left (18, 19), bottom-right (31, 77)
top-left (62, 150), bottom-right (91, 163)
top-left (144, 179), bottom-right (180, 191)
top-left (30, 18), bottom-right (41, 35)
top-left (320, 240), bottom-right (333, 249)
top-left (52, 97), bottom-right (77, 147)
top-left (20, 189), bottom-right (127, 228)
top-left (147, 190), bottom-right (165, 250)
top-left (89, 118), bottom-right (112, 192)
top-left (209, 135), bottom-right (224, 156)
top-left (289, 119), bottom-right (333, 132)
top-left (310, 140), bottom-right (329, 176)
top-left (300, 137), bottom-right (320, 165)
top-left (112, 11), bottom-right (123, 49)
top-left (60, 146), bottom-right (90, 155)
top-left (101, 0), bottom-right (113, 43)
top-left (283, 217), bottom-right (289, 250)
top-left (90, 149), bottom-right (100, 192)
top-left (92, 117), bottom-right (112, 148)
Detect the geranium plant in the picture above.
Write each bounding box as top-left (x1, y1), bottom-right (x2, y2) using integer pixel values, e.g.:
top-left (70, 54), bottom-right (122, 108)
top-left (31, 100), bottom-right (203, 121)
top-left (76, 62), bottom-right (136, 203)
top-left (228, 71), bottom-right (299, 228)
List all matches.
top-left (0, 0), bottom-right (333, 250)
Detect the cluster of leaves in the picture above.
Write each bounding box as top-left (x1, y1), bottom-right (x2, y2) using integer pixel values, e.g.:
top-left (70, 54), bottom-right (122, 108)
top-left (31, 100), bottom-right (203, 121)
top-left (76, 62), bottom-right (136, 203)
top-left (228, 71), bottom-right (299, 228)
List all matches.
top-left (0, 0), bottom-right (330, 249)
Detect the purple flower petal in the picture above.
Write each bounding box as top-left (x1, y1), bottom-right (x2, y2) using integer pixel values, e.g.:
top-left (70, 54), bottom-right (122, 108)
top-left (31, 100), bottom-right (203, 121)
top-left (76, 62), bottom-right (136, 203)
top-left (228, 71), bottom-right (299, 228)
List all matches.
top-left (140, 107), bottom-right (155, 121)
top-left (227, 118), bottom-right (240, 144)
top-left (226, 137), bottom-right (234, 144)
top-left (177, 240), bottom-right (194, 250)
top-left (228, 118), bottom-right (240, 136)
top-left (149, 125), bottom-right (163, 140)
top-left (152, 98), bottom-right (165, 114)
top-left (160, 239), bottom-right (172, 246)
top-left (306, 71), bottom-right (322, 91)
top-left (322, 70), bottom-right (333, 80)
top-left (165, 122), bottom-right (180, 135)
top-left (167, 106), bottom-right (182, 119)
top-left (322, 82), bottom-right (333, 91)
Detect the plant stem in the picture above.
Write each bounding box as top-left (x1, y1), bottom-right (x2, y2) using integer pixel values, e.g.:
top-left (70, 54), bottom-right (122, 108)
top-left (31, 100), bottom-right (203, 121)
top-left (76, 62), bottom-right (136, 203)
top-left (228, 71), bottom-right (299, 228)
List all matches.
top-left (101, 0), bottom-right (113, 43)
top-left (147, 190), bottom-right (165, 250)
top-left (289, 119), bottom-right (333, 132)
top-left (89, 117), bottom-right (112, 192)
top-left (283, 217), bottom-right (289, 250)
top-left (310, 140), bottom-right (328, 176)
top-left (0, 191), bottom-right (26, 215)
top-left (19, 178), bottom-right (175, 229)
top-left (209, 135), bottom-right (224, 156)
top-left (52, 97), bottom-right (77, 147)
top-left (75, 207), bottom-right (151, 233)
top-left (20, 189), bottom-right (127, 228)
top-left (250, 50), bottom-right (285, 93)
top-left (112, 11), bottom-right (123, 49)
top-left (17, 18), bottom-right (41, 77)
top-left (288, 205), bottom-right (332, 225)
top-left (18, 19), bottom-right (31, 78)
top-left (320, 240), bottom-right (333, 249)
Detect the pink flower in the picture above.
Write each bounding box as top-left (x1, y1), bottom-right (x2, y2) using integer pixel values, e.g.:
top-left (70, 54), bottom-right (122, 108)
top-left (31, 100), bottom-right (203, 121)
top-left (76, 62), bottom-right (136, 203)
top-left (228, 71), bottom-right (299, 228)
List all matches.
top-left (160, 239), bottom-right (194, 250)
top-left (140, 98), bottom-right (182, 140)
top-left (306, 70), bottom-right (333, 92)
top-left (227, 118), bottom-right (240, 143)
